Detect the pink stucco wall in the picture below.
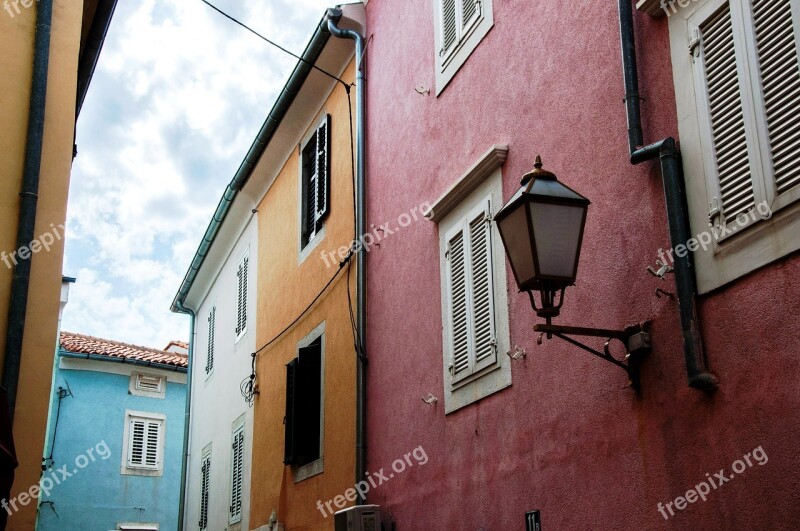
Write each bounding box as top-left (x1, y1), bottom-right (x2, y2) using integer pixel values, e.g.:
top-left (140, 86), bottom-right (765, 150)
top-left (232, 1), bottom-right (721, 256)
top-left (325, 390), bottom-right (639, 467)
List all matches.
top-left (363, 1), bottom-right (800, 529)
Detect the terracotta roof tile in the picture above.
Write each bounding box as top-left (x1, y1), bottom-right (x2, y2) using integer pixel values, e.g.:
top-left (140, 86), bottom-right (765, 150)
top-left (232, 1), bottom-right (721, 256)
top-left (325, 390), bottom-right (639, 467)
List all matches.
top-left (59, 331), bottom-right (188, 368)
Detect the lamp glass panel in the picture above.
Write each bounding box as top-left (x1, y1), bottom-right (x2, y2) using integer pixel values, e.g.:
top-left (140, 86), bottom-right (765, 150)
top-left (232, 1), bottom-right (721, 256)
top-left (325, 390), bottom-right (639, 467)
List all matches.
top-left (530, 202), bottom-right (585, 279)
top-left (496, 202), bottom-right (536, 287)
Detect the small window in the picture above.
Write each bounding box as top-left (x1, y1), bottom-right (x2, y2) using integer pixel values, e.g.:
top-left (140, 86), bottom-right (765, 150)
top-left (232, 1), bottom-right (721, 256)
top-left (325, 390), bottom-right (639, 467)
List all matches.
top-left (236, 253), bottom-right (248, 339)
top-left (206, 306), bottom-right (216, 375)
top-left (300, 115), bottom-right (331, 249)
top-left (229, 422), bottom-right (245, 524)
top-left (284, 332), bottom-right (323, 478)
top-left (430, 149), bottom-right (511, 413)
top-left (200, 448), bottom-right (211, 530)
top-left (432, 0), bottom-right (494, 93)
top-left (129, 373), bottom-right (166, 399)
top-left (121, 411), bottom-right (165, 476)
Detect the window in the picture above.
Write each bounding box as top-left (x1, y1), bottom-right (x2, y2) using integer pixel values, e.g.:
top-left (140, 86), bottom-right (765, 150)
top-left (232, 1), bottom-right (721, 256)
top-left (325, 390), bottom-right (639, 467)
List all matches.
top-left (236, 253), bottom-right (248, 339)
top-left (300, 115), bottom-right (331, 250)
top-left (666, 0), bottom-right (800, 292)
top-left (121, 411), bottom-right (165, 476)
top-left (432, 0), bottom-right (494, 94)
top-left (428, 146), bottom-right (511, 413)
top-left (206, 305), bottom-right (216, 375)
top-left (129, 373), bottom-right (166, 399)
top-left (284, 325), bottom-right (324, 480)
top-left (229, 421), bottom-right (245, 524)
top-left (199, 448), bottom-right (211, 530)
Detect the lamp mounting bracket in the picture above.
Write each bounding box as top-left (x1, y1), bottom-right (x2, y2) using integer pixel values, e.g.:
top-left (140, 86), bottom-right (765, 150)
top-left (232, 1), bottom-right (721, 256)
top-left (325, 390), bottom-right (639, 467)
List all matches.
top-left (533, 322), bottom-right (652, 391)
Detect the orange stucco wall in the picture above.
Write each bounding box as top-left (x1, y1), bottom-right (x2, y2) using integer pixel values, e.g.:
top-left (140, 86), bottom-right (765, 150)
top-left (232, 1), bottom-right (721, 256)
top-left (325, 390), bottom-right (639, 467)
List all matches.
top-left (0, 1), bottom-right (83, 528)
top-left (250, 60), bottom-right (358, 530)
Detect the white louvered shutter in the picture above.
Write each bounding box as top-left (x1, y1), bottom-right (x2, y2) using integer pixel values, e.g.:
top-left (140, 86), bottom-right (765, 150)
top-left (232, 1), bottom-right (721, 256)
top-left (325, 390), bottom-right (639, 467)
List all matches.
top-left (445, 199), bottom-right (497, 385)
top-left (236, 256), bottom-right (248, 336)
top-left (698, 2), bottom-right (756, 224)
top-left (230, 427), bottom-right (244, 521)
top-left (128, 417), bottom-right (161, 469)
top-left (128, 419), bottom-right (145, 467)
top-left (200, 452), bottom-right (211, 529)
top-left (135, 374), bottom-right (163, 393)
top-left (461, 0), bottom-right (480, 34)
top-left (206, 307), bottom-right (215, 374)
top-left (441, 0), bottom-right (458, 58)
top-left (468, 203), bottom-right (497, 374)
top-left (752, 0), bottom-right (800, 196)
top-left (447, 230), bottom-right (470, 382)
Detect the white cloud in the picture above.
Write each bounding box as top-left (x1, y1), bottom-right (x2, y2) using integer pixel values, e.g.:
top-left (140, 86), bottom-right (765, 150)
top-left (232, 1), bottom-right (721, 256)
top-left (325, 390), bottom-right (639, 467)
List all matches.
top-left (62, 0), bottom-right (334, 349)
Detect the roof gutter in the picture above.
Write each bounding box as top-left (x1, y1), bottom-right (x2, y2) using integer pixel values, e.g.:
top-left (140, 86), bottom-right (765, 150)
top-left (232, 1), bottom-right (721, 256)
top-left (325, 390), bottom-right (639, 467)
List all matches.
top-left (58, 350), bottom-right (187, 373)
top-left (75, 0), bottom-right (119, 118)
top-left (170, 11), bottom-right (340, 314)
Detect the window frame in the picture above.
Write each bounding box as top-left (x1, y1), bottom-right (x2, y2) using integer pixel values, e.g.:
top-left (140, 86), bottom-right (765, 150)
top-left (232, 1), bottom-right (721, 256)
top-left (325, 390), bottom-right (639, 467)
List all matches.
top-left (432, 0), bottom-right (494, 95)
top-left (120, 410), bottom-right (165, 476)
top-left (431, 148), bottom-right (511, 414)
top-left (667, 0), bottom-right (800, 293)
top-left (298, 113), bottom-right (331, 259)
top-left (284, 322), bottom-right (325, 482)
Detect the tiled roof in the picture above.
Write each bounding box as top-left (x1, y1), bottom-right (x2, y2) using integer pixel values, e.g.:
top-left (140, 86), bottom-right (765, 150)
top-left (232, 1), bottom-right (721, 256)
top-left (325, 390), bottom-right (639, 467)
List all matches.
top-left (59, 331), bottom-right (188, 368)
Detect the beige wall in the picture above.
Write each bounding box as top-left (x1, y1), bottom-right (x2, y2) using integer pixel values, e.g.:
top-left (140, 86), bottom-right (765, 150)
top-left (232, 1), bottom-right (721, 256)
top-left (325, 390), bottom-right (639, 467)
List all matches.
top-left (0, 1), bottom-right (83, 528)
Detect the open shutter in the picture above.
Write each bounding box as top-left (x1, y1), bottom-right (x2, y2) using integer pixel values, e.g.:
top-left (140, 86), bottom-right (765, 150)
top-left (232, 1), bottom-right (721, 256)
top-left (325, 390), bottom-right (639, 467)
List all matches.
top-left (468, 204), bottom-right (497, 373)
top-left (200, 453), bottom-right (211, 529)
top-left (206, 307), bottom-right (215, 374)
top-left (315, 116), bottom-right (331, 227)
top-left (699, 2), bottom-right (756, 224)
top-left (447, 230), bottom-right (471, 383)
top-left (752, 0), bottom-right (800, 195)
top-left (128, 419), bottom-right (145, 467)
top-left (230, 427), bottom-right (244, 521)
top-left (284, 359), bottom-right (298, 465)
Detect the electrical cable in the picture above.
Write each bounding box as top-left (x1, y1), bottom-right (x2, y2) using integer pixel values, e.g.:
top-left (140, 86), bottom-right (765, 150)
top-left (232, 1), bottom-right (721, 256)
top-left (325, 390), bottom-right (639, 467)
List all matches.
top-left (199, 0), bottom-right (349, 89)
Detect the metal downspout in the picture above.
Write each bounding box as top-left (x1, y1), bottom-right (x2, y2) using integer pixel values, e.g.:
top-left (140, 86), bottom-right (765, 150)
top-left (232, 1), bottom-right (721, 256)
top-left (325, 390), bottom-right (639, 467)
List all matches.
top-left (618, 0), bottom-right (717, 391)
top-left (174, 303), bottom-right (195, 531)
top-left (326, 14), bottom-right (368, 504)
top-left (3, 0), bottom-right (54, 420)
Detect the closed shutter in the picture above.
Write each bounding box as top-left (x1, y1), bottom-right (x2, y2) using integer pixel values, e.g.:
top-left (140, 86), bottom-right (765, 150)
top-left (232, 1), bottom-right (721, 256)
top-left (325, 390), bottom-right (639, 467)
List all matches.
top-left (206, 307), bottom-right (215, 374)
top-left (469, 207), bottom-right (497, 373)
top-left (236, 256), bottom-right (248, 336)
top-left (200, 452), bottom-right (211, 529)
top-left (445, 199), bottom-right (497, 385)
top-left (752, 0), bottom-right (800, 195)
top-left (447, 231), bottom-right (470, 381)
top-left (135, 374), bottom-right (163, 393)
top-left (230, 426), bottom-right (244, 521)
top-left (128, 417), bottom-right (161, 469)
top-left (700, 2), bottom-right (756, 223)
top-left (462, 0), bottom-right (480, 32)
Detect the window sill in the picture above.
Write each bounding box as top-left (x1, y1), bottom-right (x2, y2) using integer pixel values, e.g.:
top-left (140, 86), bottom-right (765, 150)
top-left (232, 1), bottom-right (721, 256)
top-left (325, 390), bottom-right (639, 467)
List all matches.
top-left (120, 466), bottom-right (163, 477)
top-left (293, 457), bottom-right (323, 483)
top-left (299, 224), bottom-right (327, 265)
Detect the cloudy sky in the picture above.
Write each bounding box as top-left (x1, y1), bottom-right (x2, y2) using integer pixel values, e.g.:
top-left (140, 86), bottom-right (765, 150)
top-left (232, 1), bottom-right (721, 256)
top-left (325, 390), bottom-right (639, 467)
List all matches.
top-left (62, 0), bottom-right (334, 349)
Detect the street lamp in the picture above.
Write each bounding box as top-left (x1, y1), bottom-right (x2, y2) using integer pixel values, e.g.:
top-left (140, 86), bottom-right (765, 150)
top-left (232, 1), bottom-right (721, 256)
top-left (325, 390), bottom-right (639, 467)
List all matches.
top-left (495, 156), bottom-right (651, 390)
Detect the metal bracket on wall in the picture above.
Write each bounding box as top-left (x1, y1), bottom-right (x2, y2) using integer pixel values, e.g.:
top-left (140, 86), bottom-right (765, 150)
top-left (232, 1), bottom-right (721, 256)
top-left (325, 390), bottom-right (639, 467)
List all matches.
top-left (533, 322), bottom-right (652, 391)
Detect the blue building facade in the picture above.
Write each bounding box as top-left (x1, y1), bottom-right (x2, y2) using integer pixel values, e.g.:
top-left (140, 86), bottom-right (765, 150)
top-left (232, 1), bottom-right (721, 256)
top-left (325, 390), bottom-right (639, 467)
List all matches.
top-left (36, 332), bottom-right (187, 531)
